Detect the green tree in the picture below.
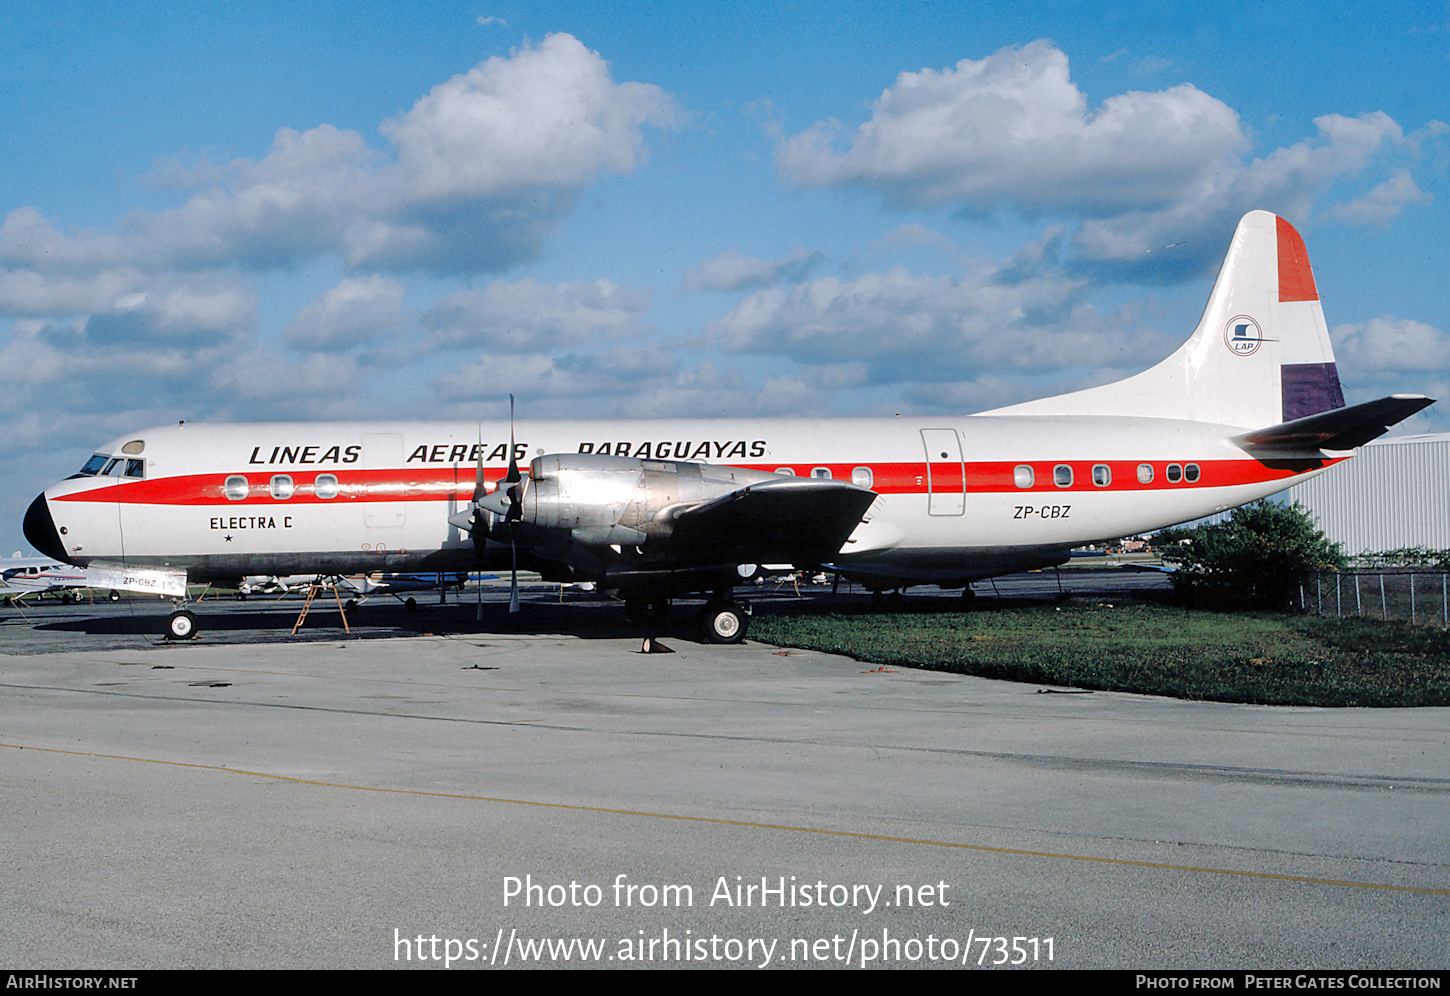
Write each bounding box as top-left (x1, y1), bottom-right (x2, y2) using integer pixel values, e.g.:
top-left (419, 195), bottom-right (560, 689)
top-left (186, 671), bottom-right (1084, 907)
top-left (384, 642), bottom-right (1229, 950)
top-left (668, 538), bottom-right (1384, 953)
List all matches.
top-left (1159, 501), bottom-right (1344, 610)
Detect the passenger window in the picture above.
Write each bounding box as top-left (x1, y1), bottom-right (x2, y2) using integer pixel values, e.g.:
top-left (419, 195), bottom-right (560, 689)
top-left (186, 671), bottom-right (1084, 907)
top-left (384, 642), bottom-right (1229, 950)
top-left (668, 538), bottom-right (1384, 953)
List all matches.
top-left (1137, 464), bottom-right (1154, 484)
top-left (1054, 464), bottom-right (1073, 487)
top-left (270, 475), bottom-right (294, 500)
top-left (315, 474), bottom-right (340, 499)
top-left (1013, 465), bottom-right (1034, 488)
top-left (774, 467), bottom-right (795, 476)
top-left (1184, 463), bottom-right (1200, 483)
top-left (1166, 464), bottom-right (1183, 483)
top-left (224, 475), bottom-right (249, 501)
top-left (811, 467), bottom-right (832, 479)
top-left (1092, 464), bottom-right (1111, 487)
top-left (851, 467), bottom-right (873, 489)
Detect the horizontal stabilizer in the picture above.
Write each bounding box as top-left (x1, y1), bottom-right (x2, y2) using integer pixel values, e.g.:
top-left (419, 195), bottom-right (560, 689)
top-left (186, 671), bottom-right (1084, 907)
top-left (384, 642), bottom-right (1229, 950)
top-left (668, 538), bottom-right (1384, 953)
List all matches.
top-left (661, 477), bottom-right (876, 563)
top-left (1233, 395), bottom-right (1434, 455)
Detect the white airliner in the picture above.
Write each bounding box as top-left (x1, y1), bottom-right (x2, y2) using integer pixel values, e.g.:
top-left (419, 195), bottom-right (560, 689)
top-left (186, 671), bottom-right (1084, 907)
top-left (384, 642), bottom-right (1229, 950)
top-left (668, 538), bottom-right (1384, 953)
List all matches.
top-left (23, 212), bottom-right (1432, 641)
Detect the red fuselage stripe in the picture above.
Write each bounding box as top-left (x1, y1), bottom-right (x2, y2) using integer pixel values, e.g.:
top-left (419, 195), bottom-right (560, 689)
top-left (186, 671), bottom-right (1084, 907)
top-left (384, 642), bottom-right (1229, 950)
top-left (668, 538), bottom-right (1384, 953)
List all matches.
top-left (54, 458), bottom-right (1338, 506)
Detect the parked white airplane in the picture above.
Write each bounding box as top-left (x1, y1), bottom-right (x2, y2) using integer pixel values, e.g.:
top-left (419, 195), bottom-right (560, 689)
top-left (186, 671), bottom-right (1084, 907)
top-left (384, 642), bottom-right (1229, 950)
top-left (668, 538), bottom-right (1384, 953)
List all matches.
top-left (23, 212), bottom-right (1432, 641)
top-left (0, 552), bottom-right (99, 604)
top-left (236, 570), bottom-right (469, 599)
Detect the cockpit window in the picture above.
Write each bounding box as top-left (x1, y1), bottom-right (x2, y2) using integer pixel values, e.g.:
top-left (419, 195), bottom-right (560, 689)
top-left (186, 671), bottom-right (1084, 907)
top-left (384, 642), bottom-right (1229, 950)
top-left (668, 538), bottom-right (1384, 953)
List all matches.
top-left (75, 454), bottom-right (110, 477)
top-left (70, 453), bottom-right (145, 480)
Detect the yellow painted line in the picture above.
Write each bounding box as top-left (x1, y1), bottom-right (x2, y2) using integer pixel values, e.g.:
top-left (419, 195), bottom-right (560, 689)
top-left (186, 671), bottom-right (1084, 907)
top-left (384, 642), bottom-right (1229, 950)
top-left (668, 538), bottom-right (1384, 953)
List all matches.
top-left (5, 740), bottom-right (1446, 896)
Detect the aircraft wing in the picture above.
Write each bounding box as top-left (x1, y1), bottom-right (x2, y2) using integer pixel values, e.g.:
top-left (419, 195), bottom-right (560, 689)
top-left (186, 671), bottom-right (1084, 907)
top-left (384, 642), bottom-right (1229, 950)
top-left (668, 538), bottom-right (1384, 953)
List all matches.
top-left (655, 477), bottom-right (877, 564)
top-left (1233, 395), bottom-right (1434, 456)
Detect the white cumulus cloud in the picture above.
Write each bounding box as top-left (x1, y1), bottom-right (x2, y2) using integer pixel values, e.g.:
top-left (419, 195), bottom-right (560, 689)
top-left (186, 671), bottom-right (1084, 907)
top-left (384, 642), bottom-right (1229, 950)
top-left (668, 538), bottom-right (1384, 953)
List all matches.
top-left (678, 248), bottom-right (824, 293)
top-left (284, 276), bottom-right (406, 352)
top-left (421, 278), bottom-right (653, 353)
top-left (777, 40), bottom-right (1245, 216)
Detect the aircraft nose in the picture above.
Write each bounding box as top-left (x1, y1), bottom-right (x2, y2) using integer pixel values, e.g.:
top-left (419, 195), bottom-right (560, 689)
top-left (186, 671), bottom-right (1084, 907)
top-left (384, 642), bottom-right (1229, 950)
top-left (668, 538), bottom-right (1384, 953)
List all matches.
top-left (23, 493), bottom-right (70, 563)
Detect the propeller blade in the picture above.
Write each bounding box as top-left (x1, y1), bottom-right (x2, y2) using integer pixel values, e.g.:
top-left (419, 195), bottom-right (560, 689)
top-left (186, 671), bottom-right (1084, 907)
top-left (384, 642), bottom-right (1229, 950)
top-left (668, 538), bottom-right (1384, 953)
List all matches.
top-left (503, 393), bottom-right (520, 485)
top-left (499, 395), bottom-right (522, 614)
top-left (508, 523), bottom-right (520, 613)
top-left (471, 423), bottom-right (486, 505)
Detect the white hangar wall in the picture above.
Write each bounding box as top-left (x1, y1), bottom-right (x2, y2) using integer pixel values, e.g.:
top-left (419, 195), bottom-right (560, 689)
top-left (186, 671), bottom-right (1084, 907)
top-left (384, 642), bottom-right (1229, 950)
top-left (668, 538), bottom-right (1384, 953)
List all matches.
top-left (1282, 434), bottom-right (1450, 555)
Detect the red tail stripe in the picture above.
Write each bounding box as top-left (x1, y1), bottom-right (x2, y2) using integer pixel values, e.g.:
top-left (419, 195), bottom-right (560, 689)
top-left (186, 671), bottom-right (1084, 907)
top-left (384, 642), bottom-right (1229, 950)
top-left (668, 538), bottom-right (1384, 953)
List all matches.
top-left (1276, 215), bottom-right (1319, 303)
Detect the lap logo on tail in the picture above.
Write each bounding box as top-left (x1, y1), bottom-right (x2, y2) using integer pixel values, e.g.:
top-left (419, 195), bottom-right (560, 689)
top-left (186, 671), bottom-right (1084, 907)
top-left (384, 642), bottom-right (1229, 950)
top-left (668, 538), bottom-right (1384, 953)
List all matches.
top-left (1224, 315), bottom-right (1263, 355)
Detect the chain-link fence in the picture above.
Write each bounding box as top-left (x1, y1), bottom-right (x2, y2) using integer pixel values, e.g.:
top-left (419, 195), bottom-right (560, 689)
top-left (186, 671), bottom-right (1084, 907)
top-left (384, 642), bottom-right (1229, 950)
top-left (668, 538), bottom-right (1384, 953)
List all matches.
top-left (1302, 570), bottom-right (1450, 627)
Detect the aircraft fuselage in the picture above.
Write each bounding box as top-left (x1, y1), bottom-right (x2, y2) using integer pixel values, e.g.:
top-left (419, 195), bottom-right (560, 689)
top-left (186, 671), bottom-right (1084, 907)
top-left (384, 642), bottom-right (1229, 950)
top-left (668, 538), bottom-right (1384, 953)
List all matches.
top-left (26, 413), bottom-right (1335, 589)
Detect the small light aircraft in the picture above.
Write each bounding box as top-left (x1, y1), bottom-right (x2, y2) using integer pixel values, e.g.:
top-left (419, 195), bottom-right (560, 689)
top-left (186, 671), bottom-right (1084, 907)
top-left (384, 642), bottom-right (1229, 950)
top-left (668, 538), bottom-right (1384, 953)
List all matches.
top-left (0, 552), bottom-right (104, 605)
top-left (235, 571), bottom-right (468, 598)
top-left (23, 212), bottom-right (1432, 641)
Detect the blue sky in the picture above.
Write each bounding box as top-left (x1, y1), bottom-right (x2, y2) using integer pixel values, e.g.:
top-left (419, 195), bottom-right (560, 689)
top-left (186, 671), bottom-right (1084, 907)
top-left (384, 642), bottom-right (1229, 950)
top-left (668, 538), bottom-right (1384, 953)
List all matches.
top-left (2, 1), bottom-right (1448, 554)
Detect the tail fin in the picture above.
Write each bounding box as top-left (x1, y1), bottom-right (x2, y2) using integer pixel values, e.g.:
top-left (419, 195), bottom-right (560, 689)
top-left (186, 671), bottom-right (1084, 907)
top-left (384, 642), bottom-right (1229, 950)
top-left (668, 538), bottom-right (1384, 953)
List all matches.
top-left (983, 210), bottom-right (1344, 428)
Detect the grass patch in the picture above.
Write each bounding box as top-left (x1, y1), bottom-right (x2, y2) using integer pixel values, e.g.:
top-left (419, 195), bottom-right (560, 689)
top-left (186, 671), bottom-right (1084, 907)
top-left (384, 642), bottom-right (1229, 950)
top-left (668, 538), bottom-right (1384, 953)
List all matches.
top-left (750, 601), bottom-right (1450, 707)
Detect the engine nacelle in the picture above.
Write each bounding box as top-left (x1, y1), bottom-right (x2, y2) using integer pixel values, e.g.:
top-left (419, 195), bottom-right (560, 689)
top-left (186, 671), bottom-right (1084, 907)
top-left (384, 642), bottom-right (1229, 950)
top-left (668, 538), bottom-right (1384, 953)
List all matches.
top-left (517, 453), bottom-right (782, 549)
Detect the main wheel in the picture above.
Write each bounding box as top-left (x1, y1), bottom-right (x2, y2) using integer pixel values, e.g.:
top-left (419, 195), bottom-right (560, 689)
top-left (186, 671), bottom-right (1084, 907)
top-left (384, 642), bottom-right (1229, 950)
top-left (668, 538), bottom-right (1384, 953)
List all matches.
top-left (700, 602), bottom-right (749, 644)
top-left (166, 610), bottom-right (198, 640)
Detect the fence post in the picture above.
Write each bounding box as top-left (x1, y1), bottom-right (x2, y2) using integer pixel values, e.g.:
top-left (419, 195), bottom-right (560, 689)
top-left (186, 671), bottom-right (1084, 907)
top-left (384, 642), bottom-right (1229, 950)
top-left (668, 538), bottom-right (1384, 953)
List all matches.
top-left (1381, 574), bottom-right (1387, 620)
top-left (1411, 572), bottom-right (1416, 625)
top-left (1355, 574), bottom-right (1362, 616)
top-left (1336, 573), bottom-right (1342, 618)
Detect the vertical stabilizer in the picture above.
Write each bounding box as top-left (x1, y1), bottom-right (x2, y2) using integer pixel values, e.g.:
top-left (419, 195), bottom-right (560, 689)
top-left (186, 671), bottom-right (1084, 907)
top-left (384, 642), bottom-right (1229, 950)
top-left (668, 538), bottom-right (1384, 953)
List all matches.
top-left (981, 211), bottom-right (1344, 428)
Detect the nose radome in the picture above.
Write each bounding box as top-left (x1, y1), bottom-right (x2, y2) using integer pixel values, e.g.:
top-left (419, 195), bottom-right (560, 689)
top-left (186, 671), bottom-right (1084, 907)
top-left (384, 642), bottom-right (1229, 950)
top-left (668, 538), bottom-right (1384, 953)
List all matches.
top-left (23, 494), bottom-right (70, 563)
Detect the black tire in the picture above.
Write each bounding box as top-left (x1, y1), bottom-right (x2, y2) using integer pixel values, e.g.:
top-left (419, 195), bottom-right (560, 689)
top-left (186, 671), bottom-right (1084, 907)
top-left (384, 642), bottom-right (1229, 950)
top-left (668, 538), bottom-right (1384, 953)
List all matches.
top-left (166, 610), bottom-right (198, 640)
top-left (700, 602), bottom-right (749, 644)
top-left (108, 590), bottom-right (121, 602)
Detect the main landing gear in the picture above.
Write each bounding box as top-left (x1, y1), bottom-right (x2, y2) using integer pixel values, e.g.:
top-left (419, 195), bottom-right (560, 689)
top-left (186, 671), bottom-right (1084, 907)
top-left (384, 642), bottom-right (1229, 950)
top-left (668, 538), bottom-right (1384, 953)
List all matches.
top-left (623, 592), bottom-right (752, 643)
top-left (699, 600), bottom-right (751, 644)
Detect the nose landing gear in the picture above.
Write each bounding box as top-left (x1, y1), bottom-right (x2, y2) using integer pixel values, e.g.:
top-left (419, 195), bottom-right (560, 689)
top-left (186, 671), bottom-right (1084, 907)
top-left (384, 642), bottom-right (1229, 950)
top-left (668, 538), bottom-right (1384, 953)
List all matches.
top-left (166, 609), bottom-right (198, 640)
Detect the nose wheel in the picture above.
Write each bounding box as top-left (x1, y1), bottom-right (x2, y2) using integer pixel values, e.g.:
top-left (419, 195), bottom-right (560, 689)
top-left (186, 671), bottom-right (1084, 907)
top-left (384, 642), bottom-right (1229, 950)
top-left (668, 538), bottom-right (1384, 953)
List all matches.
top-left (166, 609), bottom-right (198, 640)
